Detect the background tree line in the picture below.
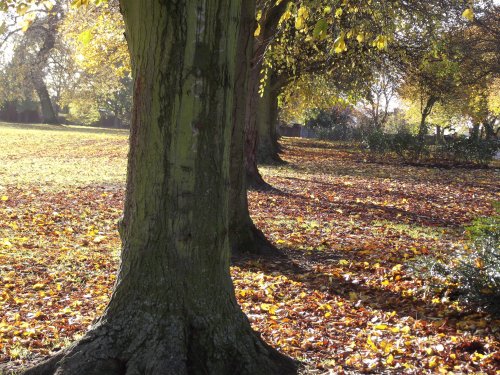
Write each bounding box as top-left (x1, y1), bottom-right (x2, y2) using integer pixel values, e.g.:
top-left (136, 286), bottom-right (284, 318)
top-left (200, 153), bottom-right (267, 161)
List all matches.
top-left (0, 0), bottom-right (131, 127)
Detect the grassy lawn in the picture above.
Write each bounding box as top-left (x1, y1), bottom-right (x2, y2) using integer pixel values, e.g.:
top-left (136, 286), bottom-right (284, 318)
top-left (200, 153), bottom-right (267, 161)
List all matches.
top-left (0, 122), bottom-right (128, 188)
top-left (0, 122), bottom-right (499, 373)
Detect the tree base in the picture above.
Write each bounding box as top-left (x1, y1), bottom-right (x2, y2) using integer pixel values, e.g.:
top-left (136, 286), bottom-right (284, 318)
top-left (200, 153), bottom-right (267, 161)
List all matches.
top-left (246, 169), bottom-right (274, 191)
top-left (257, 150), bottom-right (285, 166)
top-left (22, 311), bottom-right (297, 375)
top-left (231, 222), bottom-right (282, 257)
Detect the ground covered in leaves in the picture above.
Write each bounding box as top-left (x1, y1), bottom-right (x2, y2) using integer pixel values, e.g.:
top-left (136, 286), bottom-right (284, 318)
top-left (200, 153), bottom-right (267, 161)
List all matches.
top-left (0, 122), bottom-right (499, 374)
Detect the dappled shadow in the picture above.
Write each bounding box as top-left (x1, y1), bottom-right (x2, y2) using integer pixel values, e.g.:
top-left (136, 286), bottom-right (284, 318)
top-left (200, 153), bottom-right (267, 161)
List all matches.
top-left (253, 181), bottom-right (471, 229)
top-left (234, 250), bottom-right (471, 328)
top-left (243, 137), bottom-right (498, 342)
top-left (271, 175), bottom-right (484, 227)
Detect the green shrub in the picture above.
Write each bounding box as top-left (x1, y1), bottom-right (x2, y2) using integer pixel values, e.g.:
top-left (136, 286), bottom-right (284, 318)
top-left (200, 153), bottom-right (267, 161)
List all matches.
top-left (364, 129), bottom-right (425, 162)
top-left (409, 210), bottom-right (500, 316)
top-left (441, 137), bottom-right (499, 166)
top-left (454, 236), bottom-right (500, 314)
top-left (391, 130), bottom-right (425, 162)
top-left (364, 130), bottom-right (390, 154)
top-left (364, 129), bottom-right (499, 166)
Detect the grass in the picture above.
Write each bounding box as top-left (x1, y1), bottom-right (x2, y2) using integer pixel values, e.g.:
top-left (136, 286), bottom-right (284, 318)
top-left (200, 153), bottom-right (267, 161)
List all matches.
top-left (0, 122), bottom-right (128, 188)
top-left (1, 123), bottom-right (499, 373)
top-left (371, 221), bottom-right (445, 240)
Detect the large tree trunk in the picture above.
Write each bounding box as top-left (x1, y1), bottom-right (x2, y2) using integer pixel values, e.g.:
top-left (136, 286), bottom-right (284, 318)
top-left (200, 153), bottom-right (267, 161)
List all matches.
top-left (244, 58), bottom-right (268, 188)
top-left (228, 0), bottom-right (277, 255)
top-left (244, 1), bottom-right (290, 189)
top-left (257, 73), bottom-right (283, 165)
top-left (23, 1), bottom-right (296, 374)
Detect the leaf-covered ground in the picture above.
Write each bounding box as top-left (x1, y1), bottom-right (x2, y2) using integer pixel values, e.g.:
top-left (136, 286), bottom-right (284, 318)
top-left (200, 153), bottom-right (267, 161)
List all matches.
top-left (0, 123), bottom-right (499, 374)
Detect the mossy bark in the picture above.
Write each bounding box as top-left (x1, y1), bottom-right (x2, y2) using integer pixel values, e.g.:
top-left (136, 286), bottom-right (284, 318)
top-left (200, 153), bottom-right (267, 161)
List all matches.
top-left (22, 1), bottom-right (296, 374)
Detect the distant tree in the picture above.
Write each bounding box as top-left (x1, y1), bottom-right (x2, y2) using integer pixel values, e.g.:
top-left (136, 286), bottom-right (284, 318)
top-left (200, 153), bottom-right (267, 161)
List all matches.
top-left (359, 67), bottom-right (399, 131)
top-left (399, 2), bottom-right (499, 142)
top-left (305, 105), bottom-right (356, 140)
top-left (9, 3), bottom-right (62, 124)
top-left (58, 1), bottom-right (132, 127)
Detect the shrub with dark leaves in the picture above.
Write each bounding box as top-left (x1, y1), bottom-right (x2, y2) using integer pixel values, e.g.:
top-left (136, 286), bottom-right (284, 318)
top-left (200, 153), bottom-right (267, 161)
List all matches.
top-left (409, 208), bottom-right (500, 316)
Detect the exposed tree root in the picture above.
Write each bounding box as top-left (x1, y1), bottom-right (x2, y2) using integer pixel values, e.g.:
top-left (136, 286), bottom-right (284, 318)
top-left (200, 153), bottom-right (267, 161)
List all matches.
top-left (21, 313), bottom-right (297, 375)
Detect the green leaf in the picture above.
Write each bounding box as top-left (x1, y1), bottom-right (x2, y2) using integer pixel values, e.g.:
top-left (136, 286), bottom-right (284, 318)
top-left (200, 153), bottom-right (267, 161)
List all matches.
top-left (313, 19), bottom-right (327, 40)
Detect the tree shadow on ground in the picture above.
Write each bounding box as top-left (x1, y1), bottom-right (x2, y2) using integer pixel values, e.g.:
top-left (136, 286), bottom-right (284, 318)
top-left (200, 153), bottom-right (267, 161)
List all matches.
top-left (254, 184), bottom-right (468, 228)
top-left (233, 250), bottom-right (469, 325)
top-left (276, 140), bottom-right (499, 193)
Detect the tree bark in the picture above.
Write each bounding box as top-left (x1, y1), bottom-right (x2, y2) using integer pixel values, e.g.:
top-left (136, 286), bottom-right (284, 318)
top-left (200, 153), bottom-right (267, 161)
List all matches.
top-left (23, 1), bottom-right (296, 374)
top-left (244, 1), bottom-right (289, 189)
top-left (483, 118), bottom-right (498, 140)
top-left (414, 96), bottom-right (437, 160)
top-left (257, 73), bottom-right (283, 165)
top-left (31, 75), bottom-right (58, 124)
top-left (470, 123), bottom-right (481, 140)
top-left (435, 125), bottom-right (442, 144)
top-left (228, 0), bottom-right (278, 255)
top-left (244, 58), bottom-right (268, 188)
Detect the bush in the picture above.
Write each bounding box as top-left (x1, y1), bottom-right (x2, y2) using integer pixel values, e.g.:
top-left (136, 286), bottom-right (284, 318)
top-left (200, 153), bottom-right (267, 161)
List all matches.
top-left (364, 129), bottom-right (499, 166)
top-left (364, 130), bottom-right (390, 154)
top-left (453, 236), bottom-right (500, 315)
top-left (364, 129), bottom-right (425, 162)
top-left (409, 209), bottom-right (500, 316)
top-left (441, 137), bottom-right (499, 166)
top-left (391, 130), bottom-right (425, 162)
top-left (305, 107), bottom-right (359, 141)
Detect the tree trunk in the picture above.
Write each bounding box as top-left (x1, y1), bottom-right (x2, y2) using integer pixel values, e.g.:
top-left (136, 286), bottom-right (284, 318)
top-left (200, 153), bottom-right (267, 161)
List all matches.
top-left (483, 119), bottom-right (497, 140)
top-left (228, 0), bottom-right (278, 255)
top-left (244, 1), bottom-right (289, 189)
top-left (244, 57), bottom-right (268, 188)
top-left (28, 7), bottom-right (59, 125)
top-left (417, 96), bottom-right (437, 142)
top-left (23, 1), bottom-right (296, 374)
top-left (31, 75), bottom-right (58, 124)
top-left (414, 96), bottom-right (437, 160)
top-left (257, 73), bottom-right (283, 164)
top-left (435, 125), bottom-right (442, 144)
top-left (470, 123), bottom-right (480, 141)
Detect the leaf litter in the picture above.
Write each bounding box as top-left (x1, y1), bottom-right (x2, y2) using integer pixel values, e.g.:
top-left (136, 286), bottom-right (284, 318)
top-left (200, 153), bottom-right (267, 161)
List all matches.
top-left (0, 125), bottom-right (499, 373)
